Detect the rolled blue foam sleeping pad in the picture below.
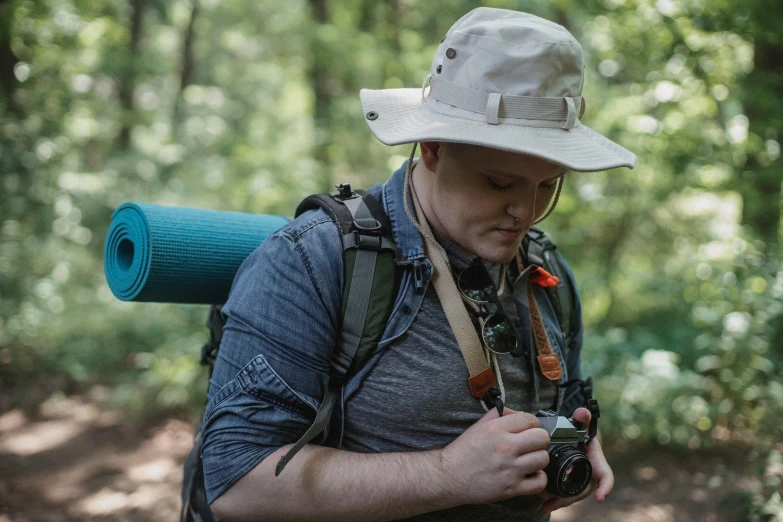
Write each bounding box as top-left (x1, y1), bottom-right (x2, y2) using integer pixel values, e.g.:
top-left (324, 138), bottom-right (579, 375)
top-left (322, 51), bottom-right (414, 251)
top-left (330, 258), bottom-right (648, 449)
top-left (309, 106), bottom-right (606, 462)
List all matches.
top-left (104, 202), bottom-right (289, 304)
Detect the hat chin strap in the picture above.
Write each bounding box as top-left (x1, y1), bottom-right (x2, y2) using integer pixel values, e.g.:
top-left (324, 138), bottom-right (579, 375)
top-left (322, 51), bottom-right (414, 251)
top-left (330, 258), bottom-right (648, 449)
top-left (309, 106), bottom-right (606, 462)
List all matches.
top-left (533, 176), bottom-right (564, 225)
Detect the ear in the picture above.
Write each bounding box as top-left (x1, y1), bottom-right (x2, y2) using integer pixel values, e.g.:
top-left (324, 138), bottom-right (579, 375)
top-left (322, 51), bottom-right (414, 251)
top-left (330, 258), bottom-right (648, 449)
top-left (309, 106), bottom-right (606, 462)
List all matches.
top-left (418, 141), bottom-right (441, 173)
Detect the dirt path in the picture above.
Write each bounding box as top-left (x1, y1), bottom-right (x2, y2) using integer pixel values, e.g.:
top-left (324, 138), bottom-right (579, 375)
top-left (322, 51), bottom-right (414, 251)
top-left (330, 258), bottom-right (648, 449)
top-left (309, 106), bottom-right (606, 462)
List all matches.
top-left (0, 396), bottom-right (754, 521)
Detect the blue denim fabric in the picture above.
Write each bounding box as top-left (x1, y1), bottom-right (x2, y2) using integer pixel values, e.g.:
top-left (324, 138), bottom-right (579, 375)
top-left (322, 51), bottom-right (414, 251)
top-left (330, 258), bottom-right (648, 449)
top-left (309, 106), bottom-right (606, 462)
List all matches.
top-left (201, 162), bottom-right (585, 504)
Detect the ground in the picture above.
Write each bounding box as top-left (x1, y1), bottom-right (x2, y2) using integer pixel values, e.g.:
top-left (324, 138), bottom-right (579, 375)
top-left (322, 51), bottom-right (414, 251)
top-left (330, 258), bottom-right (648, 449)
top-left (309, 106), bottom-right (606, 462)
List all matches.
top-left (0, 395), bottom-right (755, 521)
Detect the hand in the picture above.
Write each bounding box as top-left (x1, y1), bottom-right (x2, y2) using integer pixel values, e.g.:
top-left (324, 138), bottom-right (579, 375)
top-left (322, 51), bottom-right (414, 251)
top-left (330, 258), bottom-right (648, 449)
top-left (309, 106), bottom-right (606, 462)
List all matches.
top-left (539, 407), bottom-right (614, 515)
top-left (439, 406), bottom-right (551, 505)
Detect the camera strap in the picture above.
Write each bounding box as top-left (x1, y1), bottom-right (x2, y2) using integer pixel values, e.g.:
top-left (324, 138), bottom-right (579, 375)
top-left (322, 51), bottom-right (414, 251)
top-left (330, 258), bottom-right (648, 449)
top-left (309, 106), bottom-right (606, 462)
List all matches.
top-left (557, 377), bottom-right (600, 441)
top-left (407, 162), bottom-right (497, 400)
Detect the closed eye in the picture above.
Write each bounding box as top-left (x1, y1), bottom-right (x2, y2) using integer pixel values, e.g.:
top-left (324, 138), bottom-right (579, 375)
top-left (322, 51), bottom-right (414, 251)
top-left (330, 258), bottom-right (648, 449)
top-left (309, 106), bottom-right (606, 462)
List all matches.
top-left (485, 171), bottom-right (564, 191)
top-left (487, 177), bottom-right (514, 191)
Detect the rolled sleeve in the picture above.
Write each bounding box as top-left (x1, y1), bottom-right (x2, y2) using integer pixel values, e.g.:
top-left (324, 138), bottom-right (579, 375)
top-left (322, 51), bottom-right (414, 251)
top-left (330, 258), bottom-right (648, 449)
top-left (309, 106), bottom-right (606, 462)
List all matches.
top-left (201, 217), bottom-right (342, 503)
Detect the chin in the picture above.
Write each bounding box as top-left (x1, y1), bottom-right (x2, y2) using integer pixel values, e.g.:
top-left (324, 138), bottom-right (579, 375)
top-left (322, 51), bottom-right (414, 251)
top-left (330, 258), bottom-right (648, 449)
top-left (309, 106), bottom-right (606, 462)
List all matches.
top-left (477, 245), bottom-right (519, 265)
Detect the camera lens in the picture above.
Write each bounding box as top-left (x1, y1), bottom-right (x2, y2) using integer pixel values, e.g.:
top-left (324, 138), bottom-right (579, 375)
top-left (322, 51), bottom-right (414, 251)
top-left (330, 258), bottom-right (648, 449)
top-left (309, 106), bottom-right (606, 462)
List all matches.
top-left (544, 445), bottom-right (592, 498)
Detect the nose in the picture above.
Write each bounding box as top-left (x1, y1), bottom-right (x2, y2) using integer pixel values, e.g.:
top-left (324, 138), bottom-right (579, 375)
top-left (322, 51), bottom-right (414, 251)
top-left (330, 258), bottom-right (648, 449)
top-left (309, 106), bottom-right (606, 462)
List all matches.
top-left (506, 190), bottom-right (537, 226)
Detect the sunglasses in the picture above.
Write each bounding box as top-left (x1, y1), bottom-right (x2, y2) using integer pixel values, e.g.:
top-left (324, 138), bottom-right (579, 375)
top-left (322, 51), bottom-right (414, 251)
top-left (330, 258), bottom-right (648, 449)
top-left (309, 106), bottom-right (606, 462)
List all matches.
top-left (456, 261), bottom-right (520, 355)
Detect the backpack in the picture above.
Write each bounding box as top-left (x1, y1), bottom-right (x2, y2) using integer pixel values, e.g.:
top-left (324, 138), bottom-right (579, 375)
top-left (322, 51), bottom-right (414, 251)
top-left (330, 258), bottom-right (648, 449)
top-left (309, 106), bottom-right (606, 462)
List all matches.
top-left (180, 183), bottom-right (576, 522)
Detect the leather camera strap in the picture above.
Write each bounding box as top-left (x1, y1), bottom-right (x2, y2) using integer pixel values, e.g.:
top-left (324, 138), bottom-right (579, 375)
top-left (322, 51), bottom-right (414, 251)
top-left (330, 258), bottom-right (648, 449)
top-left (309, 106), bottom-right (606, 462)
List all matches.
top-left (516, 254), bottom-right (563, 381)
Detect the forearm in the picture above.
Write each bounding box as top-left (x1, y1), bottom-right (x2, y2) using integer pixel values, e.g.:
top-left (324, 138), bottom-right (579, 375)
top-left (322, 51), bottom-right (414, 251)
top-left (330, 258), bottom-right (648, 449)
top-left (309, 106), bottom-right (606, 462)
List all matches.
top-left (210, 443), bottom-right (460, 522)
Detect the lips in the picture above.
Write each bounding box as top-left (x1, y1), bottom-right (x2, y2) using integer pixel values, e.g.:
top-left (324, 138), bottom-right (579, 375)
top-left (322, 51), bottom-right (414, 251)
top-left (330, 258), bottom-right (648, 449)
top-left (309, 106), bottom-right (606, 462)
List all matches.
top-left (494, 227), bottom-right (524, 239)
top-left (495, 227), bottom-right (524, 233)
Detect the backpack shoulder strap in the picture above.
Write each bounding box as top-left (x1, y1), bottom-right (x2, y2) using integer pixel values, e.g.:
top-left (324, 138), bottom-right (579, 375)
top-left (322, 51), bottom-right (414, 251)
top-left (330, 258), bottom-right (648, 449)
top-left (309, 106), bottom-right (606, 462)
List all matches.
top-left (200, 304), bottom-right (225, 376)
top-left (521, 226), bottom-right (576, 348)
top-left (276, 183), bottom-right (400, 475)
top-left (185, 186), bottom-right (401, 521)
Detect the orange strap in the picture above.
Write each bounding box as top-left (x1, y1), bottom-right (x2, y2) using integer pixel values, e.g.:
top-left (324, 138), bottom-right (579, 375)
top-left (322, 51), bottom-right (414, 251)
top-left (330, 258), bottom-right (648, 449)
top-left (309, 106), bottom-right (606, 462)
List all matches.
top-left (516, 254), bottom-right (563, 381)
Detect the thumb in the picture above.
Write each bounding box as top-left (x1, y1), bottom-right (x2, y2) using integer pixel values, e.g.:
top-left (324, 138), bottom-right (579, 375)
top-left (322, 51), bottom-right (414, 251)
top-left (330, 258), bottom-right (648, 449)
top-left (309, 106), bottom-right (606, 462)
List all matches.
top-left (571, 407), bottom-right (591, 427)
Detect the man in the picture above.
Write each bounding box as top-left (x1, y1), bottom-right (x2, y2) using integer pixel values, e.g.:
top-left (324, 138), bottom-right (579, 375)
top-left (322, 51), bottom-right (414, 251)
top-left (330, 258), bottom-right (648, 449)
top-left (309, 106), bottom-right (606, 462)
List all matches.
top-left (202, 7), bottom-right (636, 521)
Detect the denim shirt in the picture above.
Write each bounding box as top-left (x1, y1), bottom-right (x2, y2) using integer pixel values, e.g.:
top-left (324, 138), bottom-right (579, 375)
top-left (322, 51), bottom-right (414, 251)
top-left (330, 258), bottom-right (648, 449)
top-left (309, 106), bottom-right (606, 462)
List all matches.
top-left (201, 162), bottom-right (585, 506)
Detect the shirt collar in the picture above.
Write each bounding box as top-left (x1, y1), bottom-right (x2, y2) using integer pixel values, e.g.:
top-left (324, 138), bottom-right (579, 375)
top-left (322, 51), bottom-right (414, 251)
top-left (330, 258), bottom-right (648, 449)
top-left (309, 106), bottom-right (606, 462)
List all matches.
top-left (381, 161), bottom-right (426, 261)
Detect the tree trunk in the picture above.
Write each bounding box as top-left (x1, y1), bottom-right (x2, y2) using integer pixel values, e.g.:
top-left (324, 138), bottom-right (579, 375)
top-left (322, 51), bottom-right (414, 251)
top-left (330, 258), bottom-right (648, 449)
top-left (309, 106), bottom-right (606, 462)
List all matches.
top-left (389, 0), bottom-right (402, 53)
top-left (309, 0), bottom-right (333, 192)
top-left (173, 0), bottom-right (199, 128)
top-left (739, 2), bottom-right (783, 253)
top-left (0, 0), bottom-right (20, 113)
top-left (116, 0), bottom-right (147, 150)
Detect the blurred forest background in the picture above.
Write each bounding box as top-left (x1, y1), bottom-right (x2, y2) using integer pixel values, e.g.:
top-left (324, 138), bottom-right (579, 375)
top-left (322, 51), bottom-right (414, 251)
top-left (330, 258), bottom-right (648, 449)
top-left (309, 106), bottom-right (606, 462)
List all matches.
top-left (0, 0), bottom-right (781, 519)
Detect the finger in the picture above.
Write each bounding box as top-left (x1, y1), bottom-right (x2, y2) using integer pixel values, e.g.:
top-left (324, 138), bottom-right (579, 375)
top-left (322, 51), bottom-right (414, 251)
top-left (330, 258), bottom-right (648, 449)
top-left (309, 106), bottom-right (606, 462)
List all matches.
top-left (594, 463), bottom-right (614, 502)
top-left (587, 438), bottom-right (614, 502)
top-left (475, 406), bottom-right (502, 424)
top-left (513, 428), bottom-right (551, 455)
top-left (514, 448), bottom-right (549, 475)
top-left (542, 495), bottom-right (563, 515)
top-left (516, 469), bottom-right (548, 496)
top-left (571, 407), bottom-right (591, 426)
top-left (596, 473), bottom-right (614, 503)
top-left (495, 411), bottom-right (542, 433)
top-left (542, 482), bottom-right (597, 514)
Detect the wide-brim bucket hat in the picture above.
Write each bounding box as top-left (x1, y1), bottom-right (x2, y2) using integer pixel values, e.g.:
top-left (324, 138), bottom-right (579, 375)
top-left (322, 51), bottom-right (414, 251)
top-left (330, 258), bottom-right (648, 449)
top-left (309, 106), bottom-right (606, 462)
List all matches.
top-left (360, 8), bottom-right (637, 172)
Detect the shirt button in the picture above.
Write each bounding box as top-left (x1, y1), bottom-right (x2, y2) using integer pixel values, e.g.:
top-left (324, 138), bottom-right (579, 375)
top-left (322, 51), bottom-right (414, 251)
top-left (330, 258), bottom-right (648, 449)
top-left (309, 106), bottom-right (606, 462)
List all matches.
top-left (402, 305), bottom-right (413, 315)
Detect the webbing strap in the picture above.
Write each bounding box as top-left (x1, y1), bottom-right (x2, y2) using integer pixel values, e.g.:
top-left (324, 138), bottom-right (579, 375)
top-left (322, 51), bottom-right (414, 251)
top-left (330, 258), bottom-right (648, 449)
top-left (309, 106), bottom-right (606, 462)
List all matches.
top-left (342, 232), bottom-right (397, 252)
top-left (429, 76), bottom-right (581, 128)
top-left (343, 196), bottom-right (381, 231)
top-left (275, 385), bottom-right (340, 476)
top-left (330, 248), bottom-right (377, 378)
top-left (524, 236), bottom-right (546, 267)
top-left (357, 189), bottom-right (393, 235)
top-left (188, 508), bottom-right (204, 522)
top-left (276, 235), bottom-right (379, 475)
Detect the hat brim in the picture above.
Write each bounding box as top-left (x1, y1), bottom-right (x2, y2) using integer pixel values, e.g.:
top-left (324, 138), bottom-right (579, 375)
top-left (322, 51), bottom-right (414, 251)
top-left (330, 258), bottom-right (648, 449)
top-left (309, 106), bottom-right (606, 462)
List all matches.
top-left (360, 88), bottom-right (637, 172)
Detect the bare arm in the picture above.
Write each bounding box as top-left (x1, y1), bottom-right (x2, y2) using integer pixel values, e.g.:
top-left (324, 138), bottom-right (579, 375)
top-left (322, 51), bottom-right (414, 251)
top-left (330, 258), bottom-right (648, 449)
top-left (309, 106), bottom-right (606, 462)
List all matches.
top-left (211, 443), bottom-right (454, 522)
top-left (211, 408), bottom-right (551, 522)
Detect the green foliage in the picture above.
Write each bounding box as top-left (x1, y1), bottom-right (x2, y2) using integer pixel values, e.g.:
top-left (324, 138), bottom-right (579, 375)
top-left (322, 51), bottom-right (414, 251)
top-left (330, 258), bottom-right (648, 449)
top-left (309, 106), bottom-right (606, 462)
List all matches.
top-left (0, 0), bottom-right (781, 515)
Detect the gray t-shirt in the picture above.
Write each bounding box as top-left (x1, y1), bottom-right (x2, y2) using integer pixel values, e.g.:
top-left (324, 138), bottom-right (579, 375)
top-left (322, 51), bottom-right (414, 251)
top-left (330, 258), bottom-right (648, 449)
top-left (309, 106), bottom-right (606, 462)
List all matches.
top-left (341, 236), bottom-right (556, 521)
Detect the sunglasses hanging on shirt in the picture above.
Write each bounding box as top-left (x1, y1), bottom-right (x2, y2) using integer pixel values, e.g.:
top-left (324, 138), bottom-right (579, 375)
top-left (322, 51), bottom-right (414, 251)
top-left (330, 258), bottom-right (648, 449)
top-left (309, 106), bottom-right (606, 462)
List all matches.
top-left (456, 260), bottom-right (521, 356)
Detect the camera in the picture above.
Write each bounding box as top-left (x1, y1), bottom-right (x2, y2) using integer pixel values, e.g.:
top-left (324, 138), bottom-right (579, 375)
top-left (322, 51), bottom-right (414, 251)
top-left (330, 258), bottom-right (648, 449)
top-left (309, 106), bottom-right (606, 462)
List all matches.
top-left (535, 410), bottom-right (593, 498)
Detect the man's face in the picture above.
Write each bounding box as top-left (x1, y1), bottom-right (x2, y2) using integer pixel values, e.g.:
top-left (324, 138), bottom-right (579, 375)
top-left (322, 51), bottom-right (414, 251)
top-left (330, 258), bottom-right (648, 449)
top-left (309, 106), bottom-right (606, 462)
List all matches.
top-left (427, 142), bottom-right (566, 264)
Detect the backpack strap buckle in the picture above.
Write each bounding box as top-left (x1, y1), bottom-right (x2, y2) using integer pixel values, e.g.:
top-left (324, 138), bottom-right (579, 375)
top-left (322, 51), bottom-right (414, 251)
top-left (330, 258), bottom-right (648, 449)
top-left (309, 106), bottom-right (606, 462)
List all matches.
top-left (335, 183), bottom-right (354, 200)
top-left (413, 260), bottom-right (427, 294)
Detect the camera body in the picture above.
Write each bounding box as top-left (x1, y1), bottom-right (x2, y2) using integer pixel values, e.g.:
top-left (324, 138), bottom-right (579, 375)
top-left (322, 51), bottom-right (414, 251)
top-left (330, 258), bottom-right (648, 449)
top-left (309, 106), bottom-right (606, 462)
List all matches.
top-left (535, 410), bottom-right (593, 498)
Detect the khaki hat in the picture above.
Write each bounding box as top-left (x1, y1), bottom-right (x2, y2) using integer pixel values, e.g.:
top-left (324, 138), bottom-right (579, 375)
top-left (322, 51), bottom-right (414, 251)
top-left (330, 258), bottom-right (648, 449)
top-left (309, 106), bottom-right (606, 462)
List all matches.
top-left (360, 7), bottom-right (637, 172)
